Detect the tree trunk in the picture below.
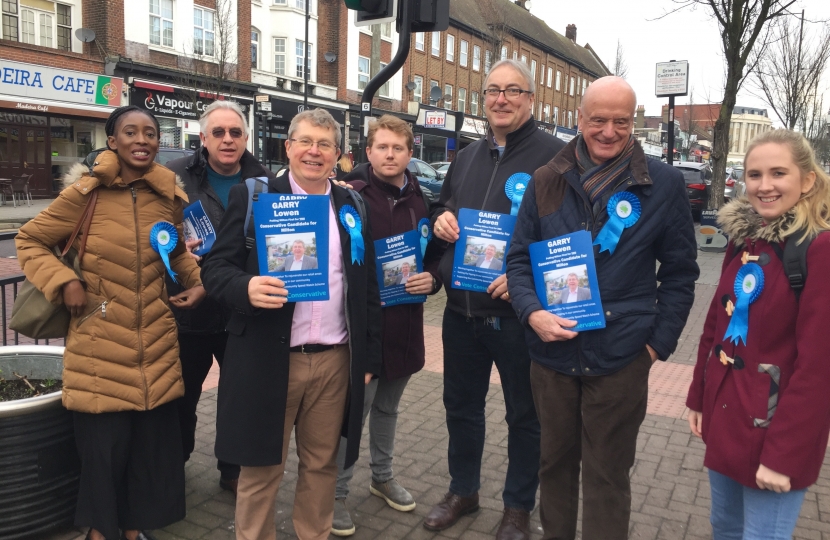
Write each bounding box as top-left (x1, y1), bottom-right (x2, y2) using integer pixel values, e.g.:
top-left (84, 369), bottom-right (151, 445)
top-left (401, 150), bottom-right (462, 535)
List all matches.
top-left (709, 65), bottom-right (742, 209)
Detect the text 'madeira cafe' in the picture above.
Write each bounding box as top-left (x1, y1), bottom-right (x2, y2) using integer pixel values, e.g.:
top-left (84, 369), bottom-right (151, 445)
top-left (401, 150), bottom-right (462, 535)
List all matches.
top-left (0, 59), bottom-right (122, 196)
top-left (128, 79), bottom-right (253, 151)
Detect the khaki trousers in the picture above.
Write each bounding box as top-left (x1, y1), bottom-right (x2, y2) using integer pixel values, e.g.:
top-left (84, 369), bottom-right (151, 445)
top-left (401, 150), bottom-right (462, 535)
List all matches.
top-left (235, 345), bottom-right (350, 540)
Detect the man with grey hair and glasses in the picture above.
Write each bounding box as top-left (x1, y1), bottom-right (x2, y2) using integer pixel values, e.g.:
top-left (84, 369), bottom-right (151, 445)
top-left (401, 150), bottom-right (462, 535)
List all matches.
top-left (425, 59), bottom-right (565, 540)
top-left (201, 108), bottom-right (382, 540)
top-left (166, 100), bottom-right (274, 495)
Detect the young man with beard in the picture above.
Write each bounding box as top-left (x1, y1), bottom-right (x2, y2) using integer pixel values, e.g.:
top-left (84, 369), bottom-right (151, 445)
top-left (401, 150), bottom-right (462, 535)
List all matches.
top-left (330, 115), bottom-right (443, 536)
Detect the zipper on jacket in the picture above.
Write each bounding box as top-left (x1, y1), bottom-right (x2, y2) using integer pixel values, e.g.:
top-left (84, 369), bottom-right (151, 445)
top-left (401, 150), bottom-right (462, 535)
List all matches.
top-left (131, 187), bottom-right (150, 409)
top-left (77, 301), bottom-right (108, 326)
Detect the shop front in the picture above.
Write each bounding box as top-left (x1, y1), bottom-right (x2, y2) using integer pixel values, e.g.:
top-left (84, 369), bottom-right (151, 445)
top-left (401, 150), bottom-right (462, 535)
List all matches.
top-left (412, 106), bottom-right (463, 165)
top-left (129, 80), bottom-right (253, 151)
top-left (0, 59), bottom-right (122, 196)
top-left (255, 97), bottom-right (347, 172)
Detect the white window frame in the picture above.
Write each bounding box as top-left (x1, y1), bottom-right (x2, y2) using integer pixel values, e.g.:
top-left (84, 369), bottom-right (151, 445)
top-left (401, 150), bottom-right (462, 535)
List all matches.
top-left (431, 32), bottom-right (440, 56)
top-left (446, 34), bottom-right (454, 62)
top-left (553, 106), bottom-right (559, 124)
top-left (568, 110), bottom-right (573, 127)
top-left (149, 0), bottom-right (173, 48)
top-left (379, 62), bottom-right (390, 97)
top-left (531, 59), bottom-right (537, 82)
top-left (521, 54), bottom-right (527, 65)
top-left (444, 84), bottom-right (452, 108)
top-left (274, 37), bottom-right (286, 75)
top-left (555, 71), bottom-right (561, 91)
top-left (251, 28), bottom-right (259, 69)
top-left (569, 76), bottom-right (575, 96)
top-left (485, 50), bottom-right (492, 72)
top-left (582, 79), bottom-right (587, 94)
top-left (458, 87), bottom-right (466, 112)
top-left (413, 75), bottom-right (423, 102)
top-left (358, 56), bottom-right (369, 90)
top-left (512, 50), bottom-right (517, 60)
top-left (544, 104), bottom-right (551, 123)
top-left (500, 45), bottom-right (507, 60)
top-left (460, 39), bottom-right (468, 67)
top-left (415, 32), bottom-right (424, 51)
top-left (575, 109), bottom-right (579, 127)
top-left (577, 76), bottom-right (581, 94)
top-left (295, 39), bottom-right (311, 79)
top-left (470, 91), bottom-right (479, 116)
top-left (547, 67), bottom-right (553, 88)
top-left (56, 3), bottom-right (71, 51)
top-left (473, 45), bottom-right (481, 71)
top-left (193, 7), bottom-right (215, 57)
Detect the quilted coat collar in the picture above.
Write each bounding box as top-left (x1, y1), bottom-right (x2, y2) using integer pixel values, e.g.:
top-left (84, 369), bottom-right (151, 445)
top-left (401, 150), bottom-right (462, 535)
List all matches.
top-left (718, 198), bottom-right (796, 246)
top-left (64, 150), bottom-right (181, 200)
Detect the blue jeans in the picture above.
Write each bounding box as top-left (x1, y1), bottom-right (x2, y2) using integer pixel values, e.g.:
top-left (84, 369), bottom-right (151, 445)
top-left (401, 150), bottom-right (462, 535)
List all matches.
top-left (442, 308), bottom-right (541, 512)
top-left (709, 469), bottom-right (806, 540)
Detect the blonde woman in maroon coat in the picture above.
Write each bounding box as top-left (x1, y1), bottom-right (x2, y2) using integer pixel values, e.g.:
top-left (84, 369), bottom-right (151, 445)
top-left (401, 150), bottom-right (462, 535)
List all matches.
top-left (687, 129), bottom-right (830, 539)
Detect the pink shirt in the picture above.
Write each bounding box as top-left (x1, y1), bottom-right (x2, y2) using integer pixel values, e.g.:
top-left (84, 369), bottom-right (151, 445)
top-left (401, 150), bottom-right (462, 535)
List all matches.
top-left (288, 174), bottom-right (348, 347)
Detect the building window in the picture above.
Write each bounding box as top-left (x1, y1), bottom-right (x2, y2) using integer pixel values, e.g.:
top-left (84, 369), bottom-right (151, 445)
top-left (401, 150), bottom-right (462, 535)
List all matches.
top-left (458, 87), bottom-right (466, 113)
top-left (379, 62), bottom-right (390, 96)
top-left (500, 45), bottom-right (507, 60)
top-left (575, 109), bottom-right (579, 127)
top-left (251, 29), bottom-right (259, 69)
top-left (460, 39), bottom-right (468, 67)
top-left (553, 106), bottom-right (559, 124)
top-left (569, 76), bottom-right (575, 96)
top-left (380, 22), bottom-right (391, 39)
top-left (538, 102), bottom-right (543, 121)
top-left (531, 60), bottom-right (537, 82)
top-left (193, 8), bottom-right (215, 56)
top-left (415, 32), bottom-right (424, 51)
top-left (485, 50), bottom-right (492, 72)
top-left (413, 75), bottom-right (423, 102)
top-left (582, 79), bottom-right (587, 94)
top-left (555, 71), bottom-right (561, 91)
top-left (19, 9), bottom-right (32, 42)
top-left (567, 110), bottom-right (573, 128)
top-left (446, 34), bottom-right (454, 62)
top-left (273, 0), bottom-right (285, 4)
top-left (2, 0), bottom-right (19, 41)
top-left (295, 39), bottom-right (311, 78)
top-left (56, 3), bottom-right (70, 51)
top-left (19, 8), bottom-right (54, 47)
top-left (541, 63), bottom-right (545, 82)
top-left (544, 104), bottom-right (551, 123)
top-left (150, 0), bottom-right (173, 47)
top-left (274, 37), bottom-right (286, 75)
top-left (473, 45), bottom-right (481, 71)
top-left (512, 50), bottom-right (517, 60)
top-left (431, 32), bottom-right (440, 56)
top-left (547, 67), bottom-right (552, 88)
top-left (521, 54), bottom-right (526, 65)
top-left (358, 56), bottom-right (369, 90)
top-left (470, 91), bottom-right (479, 116)
top-left (444, 84), bottom-right (452, 108)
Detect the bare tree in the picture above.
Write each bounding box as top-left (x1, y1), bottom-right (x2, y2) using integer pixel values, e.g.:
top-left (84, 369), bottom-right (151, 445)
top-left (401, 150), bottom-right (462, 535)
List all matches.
top-left (613, 40), bottom-right (629, 79)
top-left (803, 95), bottom-right (830, 167)
top-left (672, 0), bottom-right (796, 209)
top-left (751, 12), bottom-right (830, 130)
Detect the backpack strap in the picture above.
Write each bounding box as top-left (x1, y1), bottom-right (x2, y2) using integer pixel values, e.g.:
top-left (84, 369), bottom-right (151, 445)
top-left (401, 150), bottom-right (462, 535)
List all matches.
top-left (244, 177), bottom-right (270, 250)
top-left (782, 231), bottom-right (814, 301)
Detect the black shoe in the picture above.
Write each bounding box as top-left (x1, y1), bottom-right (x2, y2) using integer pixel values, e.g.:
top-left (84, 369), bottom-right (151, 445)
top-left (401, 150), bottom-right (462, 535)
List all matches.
top-left (219, 476), bottom-right (239, 495)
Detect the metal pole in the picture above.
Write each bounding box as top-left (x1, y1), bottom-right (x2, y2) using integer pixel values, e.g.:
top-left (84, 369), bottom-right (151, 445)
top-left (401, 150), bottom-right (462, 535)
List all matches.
top-left (304, 0), bottom-right (310, 109)
top-left (667, 94), bottom-right (675, 166)
top-left (357, 0), bottom-right (411, 163)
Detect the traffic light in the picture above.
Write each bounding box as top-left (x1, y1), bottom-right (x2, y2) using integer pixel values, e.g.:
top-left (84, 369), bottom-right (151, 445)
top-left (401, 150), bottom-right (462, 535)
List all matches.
top-left (409, 0), bottom-right (448, 32)
top-left (345, 0), bottom-right (398, 27)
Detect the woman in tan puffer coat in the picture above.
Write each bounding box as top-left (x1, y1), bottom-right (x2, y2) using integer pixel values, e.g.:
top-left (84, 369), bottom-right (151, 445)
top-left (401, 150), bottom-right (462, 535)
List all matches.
top-left (15, 106), bottom-right (204, 540)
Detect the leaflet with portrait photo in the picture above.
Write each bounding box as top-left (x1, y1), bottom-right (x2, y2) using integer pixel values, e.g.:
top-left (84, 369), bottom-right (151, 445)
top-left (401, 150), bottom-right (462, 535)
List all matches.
top-left (451, 208), bottom-right (516, 293)
top-left (254, 193), bottom-right (330, 302)
top-left (529, 230), bottom-right (606, 331)
top-left (182, 200), bottom-right (216, 256)
top-left (374, 229), bottom-right (426, 307)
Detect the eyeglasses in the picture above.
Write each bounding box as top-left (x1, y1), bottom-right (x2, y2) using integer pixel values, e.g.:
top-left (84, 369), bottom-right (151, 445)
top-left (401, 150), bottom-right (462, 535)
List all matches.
top-left (483, 87), bottom-right (532, 99)
top-left (210, 128), bottom-right (245, 139)
top-left (289, 138), bottom-right (338, 153)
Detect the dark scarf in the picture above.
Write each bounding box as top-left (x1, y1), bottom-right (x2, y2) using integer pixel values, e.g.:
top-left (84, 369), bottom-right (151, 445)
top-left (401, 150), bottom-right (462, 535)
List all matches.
top-left (575, 135), bottom-right (636, 203)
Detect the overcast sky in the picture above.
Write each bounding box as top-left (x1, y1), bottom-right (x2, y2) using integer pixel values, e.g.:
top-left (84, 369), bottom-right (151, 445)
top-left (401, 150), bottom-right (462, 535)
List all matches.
top-left (529, 0), bottom-right (830, 125)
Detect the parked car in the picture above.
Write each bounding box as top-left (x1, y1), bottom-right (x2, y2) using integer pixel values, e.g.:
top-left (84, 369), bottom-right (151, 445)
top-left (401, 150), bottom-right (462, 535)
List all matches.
top-left (155, 148), bottom-right (196, 165)
top-left (724, 167), bottom-right (743, 201)
top-left (673, 161), bottom-right (712, 216)
top-left (408, 158), bottom-right (443, 199)
top-left (430, 161), bottom-right (451, 178)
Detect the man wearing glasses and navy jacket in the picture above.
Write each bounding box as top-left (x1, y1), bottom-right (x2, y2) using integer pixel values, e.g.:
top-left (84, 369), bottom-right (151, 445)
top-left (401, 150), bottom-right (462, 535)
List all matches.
top-left (426, 59), bottom-right (565, 540)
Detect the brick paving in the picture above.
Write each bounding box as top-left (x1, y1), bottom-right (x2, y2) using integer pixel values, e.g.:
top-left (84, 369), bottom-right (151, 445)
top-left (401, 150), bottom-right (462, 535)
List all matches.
top-left (22, 246), bottom-right (830, 540)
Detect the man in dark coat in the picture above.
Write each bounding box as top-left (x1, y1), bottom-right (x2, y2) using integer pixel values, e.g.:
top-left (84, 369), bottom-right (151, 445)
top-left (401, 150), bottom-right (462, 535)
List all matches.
top-left (200, 108), bottom-right (382, 540)
top-left (330, 115), bottom-right (443, 536)
top-left (506, 76), bottom-right (698, 540)
top-left (426, 59), bottom-right (565, 540)
top-left (166, 100), bottom-right (275, 494)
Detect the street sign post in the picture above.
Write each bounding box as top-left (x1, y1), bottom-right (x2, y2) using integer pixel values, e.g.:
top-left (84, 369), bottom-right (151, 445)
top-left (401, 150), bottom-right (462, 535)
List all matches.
top-left (655, 60), bottom-right (689, 166)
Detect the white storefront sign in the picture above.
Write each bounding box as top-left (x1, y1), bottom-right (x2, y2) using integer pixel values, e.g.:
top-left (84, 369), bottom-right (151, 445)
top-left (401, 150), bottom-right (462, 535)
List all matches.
top-left (0, 59), bottom-right (122, 106)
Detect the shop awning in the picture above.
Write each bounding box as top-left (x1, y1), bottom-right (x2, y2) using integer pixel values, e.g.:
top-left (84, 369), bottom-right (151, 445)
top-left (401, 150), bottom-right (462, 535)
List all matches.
top-left (0, 95), bottom-right (116, 119)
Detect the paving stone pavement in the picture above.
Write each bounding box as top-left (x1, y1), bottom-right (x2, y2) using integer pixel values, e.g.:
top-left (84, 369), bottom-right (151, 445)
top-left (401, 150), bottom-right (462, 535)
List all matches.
top-left (31, 248), bottom-right (830, 540)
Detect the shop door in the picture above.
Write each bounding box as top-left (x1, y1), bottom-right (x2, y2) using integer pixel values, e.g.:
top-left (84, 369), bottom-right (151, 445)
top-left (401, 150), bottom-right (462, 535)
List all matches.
top-left (0, 123), bottom-right (52, 196)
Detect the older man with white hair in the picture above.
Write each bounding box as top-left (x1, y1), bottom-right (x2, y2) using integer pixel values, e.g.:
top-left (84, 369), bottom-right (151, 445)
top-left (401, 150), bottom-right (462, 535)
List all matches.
top-left (506, 76), bottom-right (698, 539)
top-left (167, 100), bottom-right (274, 495)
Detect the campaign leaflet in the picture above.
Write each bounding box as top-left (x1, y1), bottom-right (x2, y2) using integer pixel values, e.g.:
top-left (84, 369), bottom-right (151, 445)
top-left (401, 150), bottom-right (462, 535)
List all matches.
top-left (451, 208), bottom-right (517, 293)
top-left (374, 229), bottom-right (426, 307)
top-left (253, 193), bottom-right (329, 302)
top-left (182, 200), bottom-right (216, 256)
top-left (528, 230), bottom-right (605, 331)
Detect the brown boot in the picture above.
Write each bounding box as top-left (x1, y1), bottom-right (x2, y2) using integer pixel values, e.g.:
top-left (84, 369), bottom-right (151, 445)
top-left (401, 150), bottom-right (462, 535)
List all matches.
top-left (422, 491), bottom-right (479, 531)
top-left (495, 507), bottom-right (531, 540)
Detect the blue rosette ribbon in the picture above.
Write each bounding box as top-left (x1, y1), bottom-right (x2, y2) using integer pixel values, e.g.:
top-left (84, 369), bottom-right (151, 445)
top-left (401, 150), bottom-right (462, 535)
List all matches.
top-left (724, 263), bottom-right (764, 346)
top-left (150, 221), bottom-right (179, 283)
top-left (339, 205), bottom-right (364, 265)
top-left (505, 173), bottom-right (531, 216)
top-left (418, 218), bottom-right (432, 257)
top-left (593, 192), bottom-right (641, 255)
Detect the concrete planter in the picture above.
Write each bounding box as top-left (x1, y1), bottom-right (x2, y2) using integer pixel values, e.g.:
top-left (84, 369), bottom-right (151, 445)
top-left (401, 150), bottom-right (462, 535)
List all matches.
top-left (0, 346), bottom-right (79, 540)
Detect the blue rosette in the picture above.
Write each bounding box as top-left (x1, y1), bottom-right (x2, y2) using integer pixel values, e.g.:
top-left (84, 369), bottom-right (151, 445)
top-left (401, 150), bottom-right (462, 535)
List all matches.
top-left (592, 192), bottom-right (641, 255)
top-left (724, 263), bottom-right (764, 346)
top-left (418, 218), bottom-right (432, 257)
top-left (150, 221), bottom-right (179, 283)
top-left (505, 173), bottom-right (532, 216)
top-left (339, 205), bottom-right (364, 265)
